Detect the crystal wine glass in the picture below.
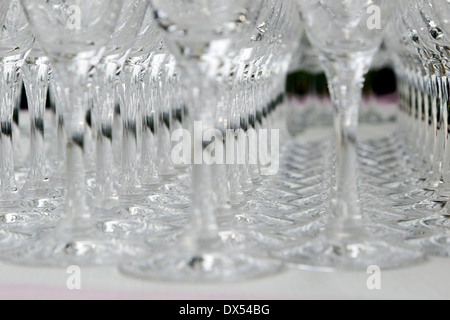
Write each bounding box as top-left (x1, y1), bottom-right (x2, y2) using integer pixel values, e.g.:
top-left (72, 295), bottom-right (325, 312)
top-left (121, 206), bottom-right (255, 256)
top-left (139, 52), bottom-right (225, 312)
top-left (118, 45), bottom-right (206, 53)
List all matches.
top-left (0, 0), bottom-right (49, 246)
top-left (88, 0), bottom-right (151, 239)
top-left (120, 0), bottom-right (283, 282)
top-left (273, 0), bottom-right (426, 271)
top-left (93, 3), bottom-right (188, 247)
top-left (369, 1), bottom-right (447, 225)
top-left (392, 0), bottom-right (450, 257)
top-left (4, 0), bottom-right (136, 267)
top-left (20, 44), bottom-right (63, 214)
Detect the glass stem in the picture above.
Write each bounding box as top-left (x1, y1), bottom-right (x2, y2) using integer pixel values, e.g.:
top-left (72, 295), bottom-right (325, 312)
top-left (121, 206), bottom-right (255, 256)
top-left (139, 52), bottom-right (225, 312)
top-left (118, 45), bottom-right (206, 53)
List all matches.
top-left (424, 80), bottom-right (434, 174)
top-left (411, 77), bottom-right (419, 149)
top-left (117, 63), bottom-right (143, 195)
top-left (248, 81), bottom-right (259, 180)
top-left (140, 74), bottom-right (158, 186)
top-left (184, 81), bottom-right (220, 249)
top-left (22, 57), bottom-right (50, 188)
top-left (49, 77), bottom-right (66, 178)
top-left (65, 136), bottom-right (87, 228)
top-left (51, 59), bottom-right (91, 228)
top-left (13, 81), bottom-right (21, 127)
top-left (157, 81), bottom-right (174, 177)
top-left (427, 75), bottom-right (447, 190)
top-left (438, 76), bottom-right (450, 195)
top-left (322, 54), bottom-right (371, 223)
top-left (237, 87), bottom-right (253, 194)
top-left (93, 62), bottom-right (117, 205)
top-left (0, 61), bottom-right (20, 198)
top-left (188, 162), bottom-right (219, 248)
top-left (417, 76), bottom-right (426, 157)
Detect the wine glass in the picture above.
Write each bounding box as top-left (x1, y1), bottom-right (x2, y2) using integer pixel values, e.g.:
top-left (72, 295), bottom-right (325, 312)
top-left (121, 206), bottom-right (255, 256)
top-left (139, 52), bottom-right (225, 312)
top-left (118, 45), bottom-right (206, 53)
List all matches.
top-left (370, 1), bottom-right (449, 232)
top-left (95, 2), bottom-right (188, 245)
top-left (386, 0), bottom-right (448, 211)
top-left (115, 5), bottom-right (161, 203)
top-left (0, 0), bottom-right (48, 245)
top-left (20, 44), bottom-right (63, 214)
top-left (410, 0), bottom-right (450, 204)
top-left (91, 0), bottom-right (149, 204)
top-left (429, 0), bottom-right (450, 203)
top-left (120, 0), bottom-right (284, 282)
top-left (140, 42), bottom-right (192, 211)
top-left (365, 3), bottom-right (433, 204)
top-left (392, 0), bottom-right (450, 256)
top-left (272, 0), bottom-right (426, 271)
top-left (88, 0), bottom-right (151, 238)
top-left (0, 0), bottom-right (33, 202)
top-left (4, 0), bottom-right (136, 267)
top-left (222, 0), bottom-right (330, 248)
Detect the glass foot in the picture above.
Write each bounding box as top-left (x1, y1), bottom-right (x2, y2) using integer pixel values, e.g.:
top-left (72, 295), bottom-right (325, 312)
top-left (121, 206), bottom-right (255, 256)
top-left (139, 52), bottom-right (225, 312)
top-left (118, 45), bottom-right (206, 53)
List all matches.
top-left (120, 237), bottom-right (283, 282)
top-left (0, 228), bottom-right (41, 251)
top-left (401, 216), bottom-right (450, 257)
top-left (0, 208), bottom-right (58, 233)
top-left (120, 250), bottom-right (283, 283)
top-left (96, 212), bottom-right (187, 246)
top-left (146, 193), bottom-right (191, 211)
top-left (21, 181), bottom-right (63, 209)
top-left (417, 234), bottom-right (450, 257)
top-left (3, 225), bottom-right (144, 267)
top-left (0, 210), bottom-right (57, 258)
top-left (272, 224), bottom-right (426, 272)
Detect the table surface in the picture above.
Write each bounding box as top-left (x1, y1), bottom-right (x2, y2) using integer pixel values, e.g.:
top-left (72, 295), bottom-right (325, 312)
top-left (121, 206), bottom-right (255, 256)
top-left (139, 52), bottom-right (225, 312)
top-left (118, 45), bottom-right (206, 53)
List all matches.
top-left (0, 257), bottom-right (448, 300)
top-left (1, 105), bottom-right (448, 300)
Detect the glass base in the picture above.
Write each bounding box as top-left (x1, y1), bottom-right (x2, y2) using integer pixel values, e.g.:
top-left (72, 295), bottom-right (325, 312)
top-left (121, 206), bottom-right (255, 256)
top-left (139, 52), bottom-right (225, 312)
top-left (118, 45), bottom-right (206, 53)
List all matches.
top-left (219, 223), bottom-right (320, 254)
top-left (223, 204), bottom-right (325, 253)
top-left (0, 208), bottom-right (58, 234)
top-left (400, 216), bottom-right (450, 257)
top-left (2, 224), bottom-right (144, 267)
top-left (0, 209), bottom-right (58, 258)
top-left (272, 224), bottom-right (426, 272)
top-left (96, 211), bottom-right (187, 245)
top-left (0, 228), bottom-right (41, 251)
top-left (21, 180), bottom-right (63, 209)
top-left (235, 211), bottom-right (296, 229)
top-left (120, 246), bottom-right (283, 283)
top-left (145, 181), bottom-right (191, 211)
top-left (96, 217), bottom-right (149, 240)
top-left (416, 234), bottom-right (450, 257)
top-left (146, 193), bottom-right (190, 211)
top-left (235, 192), bottom-right (315, 230)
